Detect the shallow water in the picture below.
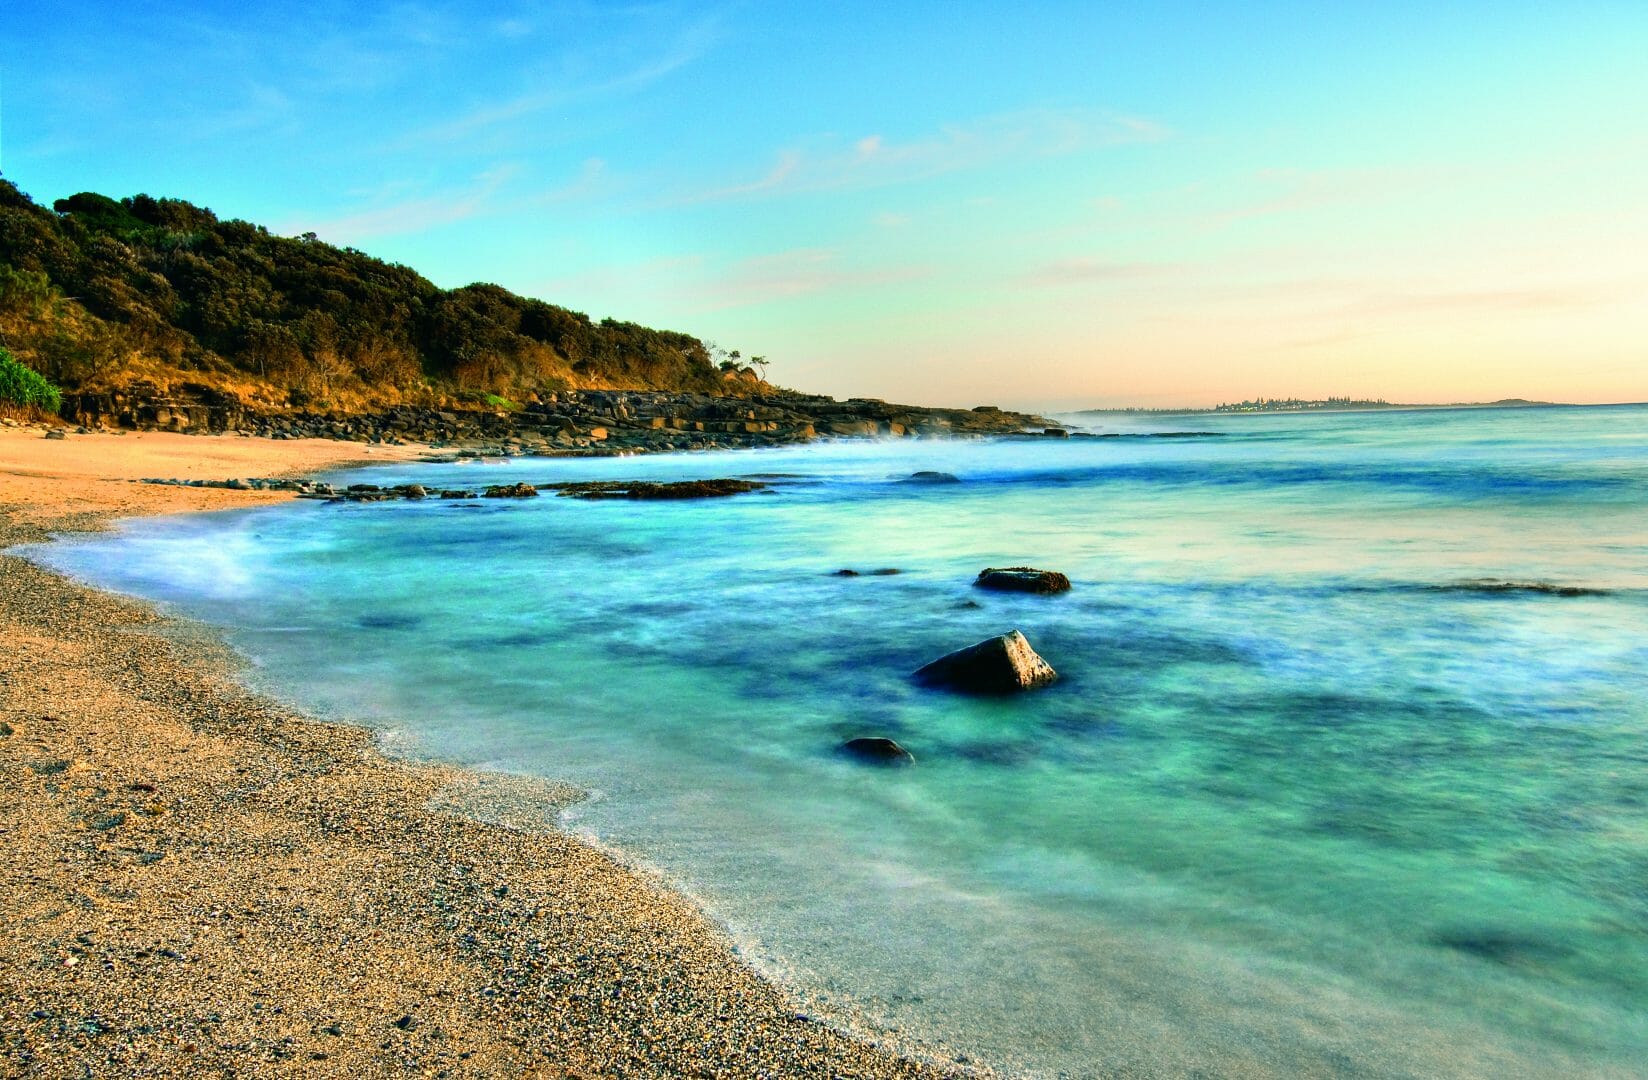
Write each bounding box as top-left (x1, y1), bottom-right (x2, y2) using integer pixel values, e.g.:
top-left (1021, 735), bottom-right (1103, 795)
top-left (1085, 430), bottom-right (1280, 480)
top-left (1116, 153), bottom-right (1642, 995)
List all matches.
top-left (35, 405), bottom-right (1648, 1077)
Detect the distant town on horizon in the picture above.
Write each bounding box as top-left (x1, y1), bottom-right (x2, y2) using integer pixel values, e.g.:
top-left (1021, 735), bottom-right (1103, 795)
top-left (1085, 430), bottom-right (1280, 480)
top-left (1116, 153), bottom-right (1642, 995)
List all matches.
top-left (1078, 396), bottom-right (1563, 416)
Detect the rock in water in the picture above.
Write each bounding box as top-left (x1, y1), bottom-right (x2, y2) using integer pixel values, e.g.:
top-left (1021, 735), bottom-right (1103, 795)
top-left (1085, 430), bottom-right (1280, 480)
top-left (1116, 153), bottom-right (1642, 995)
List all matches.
top-left (483, 482), bottom-right (539, 498)
top-left (975, 566), bottom-right (1072, 594)
top-left (904, 470), bottom-right (960, 484)
top-left (913, 630), bottom-right (1057, 694)
top-left (840, 737), bottom-right (915, 765)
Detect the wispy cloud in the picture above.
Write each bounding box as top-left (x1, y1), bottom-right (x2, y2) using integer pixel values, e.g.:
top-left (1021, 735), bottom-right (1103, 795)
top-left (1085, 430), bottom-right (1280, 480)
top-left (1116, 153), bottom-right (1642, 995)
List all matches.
top-left (530, 255), bottom-right (709, 310)
top-left (180, 82), bottom-right (302, 142)
top-left (1272, 283), bottom-right (1630, 350)
top-left (1022, 257), bottom-right (1179, 288)
top-left (288, 154), bottom-right (617, 242)
top-left (1205, 166), bottom-right (1453, 227)
top-left (1350, 283), bottom-right (1627, 318)
top-left (290, 164), bottom-right (520, 242)
top-left (532, 158), bottom-right (610, 205)
top-left (698, 248), bottom-right (931, 310)
top-left (681, 108), bottom-right (1168, 203)
top-left (391, 14), bottom-right (722, 150)
top-left (532, 248), bottom-right (932, 314)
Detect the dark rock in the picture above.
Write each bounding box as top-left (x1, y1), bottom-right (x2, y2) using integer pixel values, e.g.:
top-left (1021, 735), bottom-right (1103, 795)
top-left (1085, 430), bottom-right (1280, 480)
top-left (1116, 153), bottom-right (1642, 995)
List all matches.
top-left (832, 569), bottom-right (861, 577)
top-left (400, 484), bottom-right (427, 499)
top-left (439, 489), bottom-right (475, 500)
top-left (483, 483), bottom-right (539, 498)
top-left (391, 1014), bottom-right (418, 1031)
top-left (43, 429), bottom-right (67, 440)
top-left (1430, 580), bottom-right (1606, 597)
top-left (840, 737), bottom-right (915, 765)
top-left (903, 470), bottom-right (960, 484)
top-left (975, 566), bottom-right (1072, 594)
top-left (1431, 929), bottom-right (1574, 965)
top-left (868, 568), bottom-right (903, 576)
top-left (552, 479), bottom-right (766, 500)
top-left (913, 630), bottom-right (1057, 694)
top-left (1043, 427), bottom-right (1069, 437)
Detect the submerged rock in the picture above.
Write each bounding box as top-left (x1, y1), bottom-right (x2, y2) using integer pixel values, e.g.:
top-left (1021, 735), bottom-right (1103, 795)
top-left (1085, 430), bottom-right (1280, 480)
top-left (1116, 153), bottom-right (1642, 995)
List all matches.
top-left (975, 567), bottom-right (1072, 594)
top-left (1430, 579), bottom-right (1605, 597)
top-left (903, 470), bottom-right (960, 484)
top-left (913, 629), bottom-right (1057, 694)
top-left (839, 737), bottom-right (915, 766)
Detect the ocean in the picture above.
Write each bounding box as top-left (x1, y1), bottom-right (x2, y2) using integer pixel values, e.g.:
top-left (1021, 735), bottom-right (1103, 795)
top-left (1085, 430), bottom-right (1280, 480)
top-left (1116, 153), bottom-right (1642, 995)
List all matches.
top-left (33, 404), bottom-right (1648, 1077)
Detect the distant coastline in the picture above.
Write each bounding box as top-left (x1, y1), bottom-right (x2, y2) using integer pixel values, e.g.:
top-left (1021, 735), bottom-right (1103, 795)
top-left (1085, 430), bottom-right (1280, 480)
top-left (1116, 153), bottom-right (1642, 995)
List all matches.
top-left (1076, 397), bottom-right (1564, 416)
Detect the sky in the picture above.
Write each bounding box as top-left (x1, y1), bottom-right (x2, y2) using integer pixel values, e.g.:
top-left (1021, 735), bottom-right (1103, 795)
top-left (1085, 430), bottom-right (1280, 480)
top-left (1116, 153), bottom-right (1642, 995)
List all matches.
top-left (3, 1), bottom-right (1645, 409)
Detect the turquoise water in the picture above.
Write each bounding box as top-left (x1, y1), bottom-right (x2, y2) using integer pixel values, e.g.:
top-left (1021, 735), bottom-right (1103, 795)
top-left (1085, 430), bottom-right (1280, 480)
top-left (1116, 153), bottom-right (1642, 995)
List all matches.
top-left (35, 406), bottom-right (1648, 1077)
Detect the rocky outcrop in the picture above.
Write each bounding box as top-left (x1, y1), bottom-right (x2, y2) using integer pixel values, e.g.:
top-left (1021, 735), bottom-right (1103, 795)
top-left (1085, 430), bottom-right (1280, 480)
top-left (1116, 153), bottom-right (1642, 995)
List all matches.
top-left (134, 475), bottom-right (773, 505)
top-left (482, 483), bottom-right (539, 499)
top-left (839, 738), bottom-right (915, 765)
top-left (61, 387), bottom-right (1054, 457)
top-left (552, 479), bottom-right (766, 500)
top-left (903, 471), bottom-right (960, 484)
top-left (975, 567), bottom-right (1072, 594)
top-left (913, 630), bottom-right (1058, 694)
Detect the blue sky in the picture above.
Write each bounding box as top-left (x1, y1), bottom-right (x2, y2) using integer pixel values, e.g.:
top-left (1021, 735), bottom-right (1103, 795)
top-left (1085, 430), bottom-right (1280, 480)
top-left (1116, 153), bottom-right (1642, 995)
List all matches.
top-left (4, 2), bottom-right (1646, 407)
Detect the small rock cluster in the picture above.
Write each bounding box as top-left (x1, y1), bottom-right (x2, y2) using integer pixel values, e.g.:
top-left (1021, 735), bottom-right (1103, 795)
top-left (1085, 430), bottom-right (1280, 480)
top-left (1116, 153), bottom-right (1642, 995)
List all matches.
top-left (135, 476), bottom-right (773, 503)
top-left (840, 567), bottom-right (1069, 766)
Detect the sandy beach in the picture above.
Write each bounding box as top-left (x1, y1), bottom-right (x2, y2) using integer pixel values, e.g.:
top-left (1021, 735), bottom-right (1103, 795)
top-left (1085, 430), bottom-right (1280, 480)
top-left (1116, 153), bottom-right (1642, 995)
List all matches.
top-left (0, 425), bottom-right (947, 1078)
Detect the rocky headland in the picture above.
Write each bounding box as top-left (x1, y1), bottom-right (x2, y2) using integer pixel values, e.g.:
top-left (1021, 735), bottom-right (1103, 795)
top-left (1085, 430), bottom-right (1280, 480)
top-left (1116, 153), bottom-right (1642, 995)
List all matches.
top-left (59, 386), bottom-right (1059, 457)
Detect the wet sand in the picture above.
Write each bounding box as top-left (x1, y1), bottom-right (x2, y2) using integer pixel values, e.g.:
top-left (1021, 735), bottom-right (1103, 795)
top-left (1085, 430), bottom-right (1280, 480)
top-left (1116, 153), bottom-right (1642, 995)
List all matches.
top-left (0, 426), bottom-right (951, 1078)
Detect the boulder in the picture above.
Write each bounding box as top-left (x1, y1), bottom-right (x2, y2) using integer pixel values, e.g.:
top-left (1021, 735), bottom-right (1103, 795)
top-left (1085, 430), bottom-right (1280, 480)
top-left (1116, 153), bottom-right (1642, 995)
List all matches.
top-left (840, 737), bottom-right (915, 766)
top-left (975, 567), bottom-right (1072, 594)
top-left (913, 630), bottom-right (1057, 694)
top-left (903, 470), bottom-right (960, 484)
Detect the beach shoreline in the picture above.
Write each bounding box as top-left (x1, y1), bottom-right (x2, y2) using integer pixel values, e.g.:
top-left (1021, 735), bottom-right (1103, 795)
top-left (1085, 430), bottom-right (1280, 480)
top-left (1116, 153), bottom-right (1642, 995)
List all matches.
top-left (0, 425), bottom-right (956, 1078)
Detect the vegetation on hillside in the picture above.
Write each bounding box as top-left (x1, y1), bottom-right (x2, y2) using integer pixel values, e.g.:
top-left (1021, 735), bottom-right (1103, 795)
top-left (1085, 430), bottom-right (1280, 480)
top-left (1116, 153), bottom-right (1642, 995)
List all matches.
top-left (0, 179), bottom-right (750, 410)
top-left (0, 345), bottom-right (62, 418)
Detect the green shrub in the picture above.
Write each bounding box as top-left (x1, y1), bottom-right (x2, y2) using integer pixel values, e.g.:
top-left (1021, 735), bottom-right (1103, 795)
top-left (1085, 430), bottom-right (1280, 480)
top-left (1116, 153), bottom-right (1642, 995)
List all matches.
top-left (0, 346), bottom-right (63, 413)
